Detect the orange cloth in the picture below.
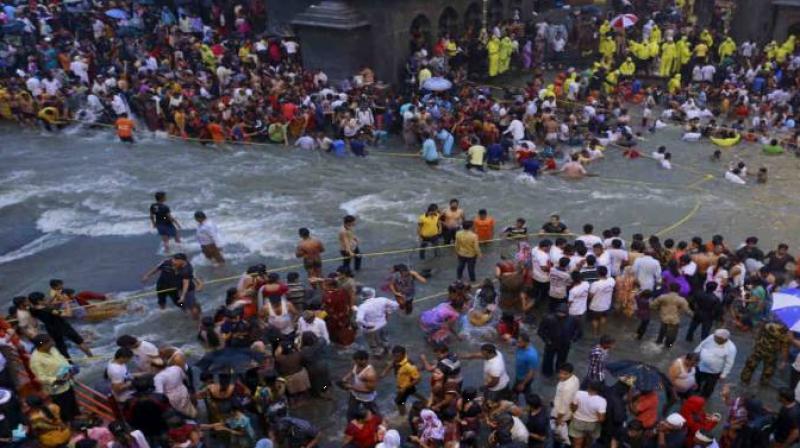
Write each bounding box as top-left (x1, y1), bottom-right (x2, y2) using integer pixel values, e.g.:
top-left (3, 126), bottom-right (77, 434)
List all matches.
top-left (473, 216), bottom-right (495, 241)
top-left (207, 122), bottom-right (225, 143)
top-left (115, 118), bottom-right (134, 137)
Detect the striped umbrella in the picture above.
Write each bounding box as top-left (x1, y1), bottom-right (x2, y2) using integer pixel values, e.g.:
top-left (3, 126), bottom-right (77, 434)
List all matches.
top-left (610, 13), bottom-right (638, 29)
top-left (771, 288), bottom-right (800, 331)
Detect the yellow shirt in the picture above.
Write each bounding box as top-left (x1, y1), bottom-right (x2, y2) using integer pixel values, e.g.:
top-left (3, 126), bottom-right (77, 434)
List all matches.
top-left (418, 213), bottom-right (441, 238)
top-left (467, 145), bottom-right (486, 166)
top-left (30, 349), bottom-right (72, 395)
top-left (694, 43), bottom-right (708, 57)
top-left (455, 230), bottom-right (481, 258)
top-left (395, 357), bottom-right (421, 390)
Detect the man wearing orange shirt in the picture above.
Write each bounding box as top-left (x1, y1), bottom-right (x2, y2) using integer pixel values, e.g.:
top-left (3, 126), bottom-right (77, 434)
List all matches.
top-left (473, 209), bottom-right (496, 242)
top-left (115, 113), bottom-right (135, 143)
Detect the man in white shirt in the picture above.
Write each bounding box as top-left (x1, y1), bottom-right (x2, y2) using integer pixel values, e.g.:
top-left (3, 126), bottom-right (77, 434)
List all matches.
top-left (42, 74), bottom-right (61, 96)
top-left (606, 239), bottom-right (628, 277)
top-left (356, 287), bottom-right (399, 356)
top-left (116, 334), bottom-right (160, 375)
top-left (532, 240), bottom-right (553, 303)
top-left (194, 211), bottom-right (224, 265)
top-left (552, 362), bottom-right (580, 434)
top-left (694, 329), bottom-right (737, 398)
top-left (465, 344), bottom-right (510, 400)
top-left (588, 267), bottom-right (615, 336)
top-left (70, 56), bottom-right (89, 84)
top-left (297, 310), bottom-right (330, 344)
top-left (724, 169), bottom-right (746, 184)
top-left (569, 381), bottom-right (607, 446)
top-left (701, 64), bottom-right (716, 83)
top-left (632, 251), bottom-right (662, 291)
top-left (295, 134), bottom-right (316, 150)
top-left (576, 224), bottom-right (602, 248)
top-left (504, 116), bottom-right (525, 143)
top-left (26, 75), bottom-right (42, 97)
top-left (567, 272), bottom-right (589, 321)
top-left (107, 347), bottom-right (134, 403)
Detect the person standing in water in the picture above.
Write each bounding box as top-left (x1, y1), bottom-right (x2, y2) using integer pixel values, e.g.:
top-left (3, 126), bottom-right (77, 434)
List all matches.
top-left (115, 112), bottom-right (135, 143)
top-left (441, 199), bottom-right (465, 246)
top-left (339, 215), bottom-right (362, 272)
top-left (296, 227), bottom-right (325, 279)
top-left (194, 211), bottom-right (224, 265)
top-left (149, 191), bottom-right (181, 253)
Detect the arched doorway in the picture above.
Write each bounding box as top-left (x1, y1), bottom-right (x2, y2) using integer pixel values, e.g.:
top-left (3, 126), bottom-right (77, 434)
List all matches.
top-left (409, 14), bottom-right (432, 53)
top-left (438, 7), bottom-right (459, 38)
top-left (489, 0), bottom-right (504, 26)
top-left (464, 2), bottom-right (482, 37)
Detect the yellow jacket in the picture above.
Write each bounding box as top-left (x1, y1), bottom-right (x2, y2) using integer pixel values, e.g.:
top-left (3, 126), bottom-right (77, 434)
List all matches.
top-left (619, 59), bottom-right (635, 76)
top-left (700, 30), bottom-right (713, 48)
top-left (668, 74), bottom-right (682, 94)
top-left (455, 230), bottom-right (481, 258)
top-left (718, 38), bottom-right (736, 59)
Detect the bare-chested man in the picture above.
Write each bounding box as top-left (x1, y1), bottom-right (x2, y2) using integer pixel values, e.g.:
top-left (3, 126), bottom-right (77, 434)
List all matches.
top-left (440, 198), bottom-right (465, 245)
top-left (544, 116), bottom-right (559, 144)
top-left (339, 215), bottom-right (361, 272)
top-left (559, 154), bottom-right (587, 179)
top-left (296, 227), bottom-right (325, 278)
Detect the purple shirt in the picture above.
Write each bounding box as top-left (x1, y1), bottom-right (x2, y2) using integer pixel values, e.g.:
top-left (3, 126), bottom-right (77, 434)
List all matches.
top-left (661, 270), bottom-right (691, 297)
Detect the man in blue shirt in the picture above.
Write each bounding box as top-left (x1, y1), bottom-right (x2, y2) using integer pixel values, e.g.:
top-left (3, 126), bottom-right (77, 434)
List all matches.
top-left (523, 157), bottom-right (541, 178)
top-left (435, 128), bottom-right (454, 156)
top-left (514, 332), bottom-right (539, 396)
top-left (421, 133), bottom-right (439, 165)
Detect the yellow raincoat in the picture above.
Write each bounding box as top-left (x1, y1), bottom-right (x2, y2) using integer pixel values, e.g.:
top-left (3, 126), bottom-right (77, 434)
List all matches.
top-left (677, 37), bottom-right (692, 65)
top-left (629, 40), bottom-right (648, 61)
top-left (619, 58), bottom-right (636, 76)
top-left (651, 25), bottom-right (662, 45)
top-left (599, 20), bottom-right (611, 38)
top-left (668, 74), bottom-right (682, 94)
top-left (699, 29), bottom-right (713, 48)
top-left (599, 36), bottom-right (616, 65)
top-left (648, 38), bottom-right (660, 59)
top-left (718, 37), bottom-right (736, 60)
top-left (605, 70), bottom-right (619, 94)
top-left (487, 36), bottom-right (500, 77)
top-left (499, 36), bottom-right (513, 74)
top-left (783, 35), bottom-right (796, 55)
top-left (660, 41), bottom-right (677, 77)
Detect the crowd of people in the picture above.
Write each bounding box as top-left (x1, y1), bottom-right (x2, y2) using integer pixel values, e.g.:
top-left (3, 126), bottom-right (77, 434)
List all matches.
top-left (5, 192), bottom-right (800, 447)
top-left (5, 0), bottom-right (800, 447)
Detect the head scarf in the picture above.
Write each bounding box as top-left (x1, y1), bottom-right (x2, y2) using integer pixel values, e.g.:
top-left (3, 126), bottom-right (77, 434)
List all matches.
top-left (377, 429), bottom-right (401, 448)
top-left (420, 409), bottom-right (445, 441)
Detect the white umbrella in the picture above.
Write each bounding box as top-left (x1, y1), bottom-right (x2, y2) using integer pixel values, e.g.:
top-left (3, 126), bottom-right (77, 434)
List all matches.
top-left (610, 13), bottom-right (638, 29)
top-left (422, 77), bottom-right (453, 92)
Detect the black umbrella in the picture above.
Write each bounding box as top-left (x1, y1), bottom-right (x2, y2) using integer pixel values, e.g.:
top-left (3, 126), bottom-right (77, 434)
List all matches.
top-left (606, 360), bottom-right (671, 393)
top-left (195, 348), bottom-right (266, 374)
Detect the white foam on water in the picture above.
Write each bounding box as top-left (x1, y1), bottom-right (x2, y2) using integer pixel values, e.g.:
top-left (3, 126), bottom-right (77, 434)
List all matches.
top-left (513, 173), bottom-right (539, 187)
top-left (37, 207), bottom-right (151, 236)
top-left (0, 233), bottom-right (73, 264)
top-left (0, 189), bottom-right (37, 210)
top-left (340, 193), bottom-right (404, 217)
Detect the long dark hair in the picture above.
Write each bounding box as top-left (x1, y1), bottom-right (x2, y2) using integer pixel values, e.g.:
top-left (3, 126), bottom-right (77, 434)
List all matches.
top-left (26, 395), bottom-right (56, 420)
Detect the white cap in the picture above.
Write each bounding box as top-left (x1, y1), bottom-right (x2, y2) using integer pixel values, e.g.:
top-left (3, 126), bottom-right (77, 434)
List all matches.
top-left (714, 329), bottom-right (730, 339)
top-left (666, 413), bottom-right (686, 427)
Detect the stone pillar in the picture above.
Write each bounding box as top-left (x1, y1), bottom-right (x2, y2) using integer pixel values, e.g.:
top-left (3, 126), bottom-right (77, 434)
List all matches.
top-left (292, 1), bottom-right (372, 82)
